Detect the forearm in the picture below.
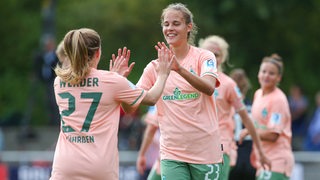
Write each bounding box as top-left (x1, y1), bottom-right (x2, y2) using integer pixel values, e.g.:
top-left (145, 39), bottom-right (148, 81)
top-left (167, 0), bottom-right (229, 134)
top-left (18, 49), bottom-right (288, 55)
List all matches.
top-left (258, 130), bottom-right (279, 142)
top-left (142, 74), bottom-right (168, 105)
top-left (138, 126), bottom-right (157, 156)
top-left (240, 111), bottom-right (264, 156)
top-left (176, 67), bottom-right (215, 96)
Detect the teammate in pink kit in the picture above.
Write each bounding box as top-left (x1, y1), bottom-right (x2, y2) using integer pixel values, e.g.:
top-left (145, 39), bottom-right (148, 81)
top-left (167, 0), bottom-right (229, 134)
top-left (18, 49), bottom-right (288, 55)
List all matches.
top-left (50, 28), bottom-right (172, 180)
top-left (240, 54), bottom-right (294, 180)
top-left (137, 3), bottom-right (223, 180)
top-left (199, 35), bottom-right (270, 180)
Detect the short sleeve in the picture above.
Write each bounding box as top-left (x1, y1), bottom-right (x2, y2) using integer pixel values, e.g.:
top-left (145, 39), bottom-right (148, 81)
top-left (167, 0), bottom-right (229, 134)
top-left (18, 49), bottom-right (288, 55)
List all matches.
top-left (114, 76), bottom-right (146, 109)
top-left (199, 51), bottom-right (220, 87)
top-left (136, 60), bottom-right (157, 90)
top-left (266, 100), bottom-right (288, 133)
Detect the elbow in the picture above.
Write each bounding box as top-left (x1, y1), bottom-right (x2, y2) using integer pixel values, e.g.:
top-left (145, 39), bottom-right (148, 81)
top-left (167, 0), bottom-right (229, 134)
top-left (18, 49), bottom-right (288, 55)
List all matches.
top-left (205, 87), bottom-right (215, 96)
top-left (142, 95), bottom-right (158, 106)
top-left (144, 101), bottom-right (156, 106)
top-left (262, 133), bottom-right (279, 142)
top-left (269, 134), bottom-right (279, 142)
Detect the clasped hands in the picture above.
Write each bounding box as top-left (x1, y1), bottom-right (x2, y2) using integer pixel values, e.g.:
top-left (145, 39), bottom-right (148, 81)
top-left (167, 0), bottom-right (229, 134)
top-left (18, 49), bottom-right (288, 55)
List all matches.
top-left (109, 42), bottom-right (178, 76)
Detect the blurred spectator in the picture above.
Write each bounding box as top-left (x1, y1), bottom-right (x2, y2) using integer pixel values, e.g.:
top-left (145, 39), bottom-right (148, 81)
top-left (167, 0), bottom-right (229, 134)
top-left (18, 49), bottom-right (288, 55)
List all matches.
top-left (288, 84), bottom-right (309, 150)
top-left (304, 91), bottom-right (320, 151)
top-left (118, 108), bottom-right (144, 150)
top-left (34, 35), bottom-right (59, 126)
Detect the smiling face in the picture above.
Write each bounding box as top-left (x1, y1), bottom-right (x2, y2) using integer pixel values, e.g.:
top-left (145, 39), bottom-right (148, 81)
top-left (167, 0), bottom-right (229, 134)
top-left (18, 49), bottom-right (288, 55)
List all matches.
top-left (258, 62), bottom-right (282, 93)
top-left (161, 9), bottom-right (192, 47)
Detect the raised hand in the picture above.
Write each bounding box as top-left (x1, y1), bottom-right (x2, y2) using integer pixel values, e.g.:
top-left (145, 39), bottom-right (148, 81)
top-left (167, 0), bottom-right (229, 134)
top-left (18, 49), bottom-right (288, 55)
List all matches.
top-left (155, 42), bottom-right (169, 51)
top-left (155, 42), bottom-right (181, 72)
top-left (109, 47), bottom-right (135, 77)
top-left (157, 45), bottom-right (173, 77)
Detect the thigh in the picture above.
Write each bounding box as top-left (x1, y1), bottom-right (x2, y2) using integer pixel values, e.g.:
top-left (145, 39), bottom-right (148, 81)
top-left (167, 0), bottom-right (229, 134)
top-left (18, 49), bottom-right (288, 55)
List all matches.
top-left (189, 162), bottom-right (223, 180)
top-left (161, 160), bottom-right (191, 180)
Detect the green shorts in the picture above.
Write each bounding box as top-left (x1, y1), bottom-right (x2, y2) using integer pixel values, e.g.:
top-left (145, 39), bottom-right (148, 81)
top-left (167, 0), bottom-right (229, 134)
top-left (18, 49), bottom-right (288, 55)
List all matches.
top-left (221, 153), bottom-right (231, 180)
top-left (161, 159), bottom-right (222, 180)
top-left (257, 170), bottom-right (289, 180)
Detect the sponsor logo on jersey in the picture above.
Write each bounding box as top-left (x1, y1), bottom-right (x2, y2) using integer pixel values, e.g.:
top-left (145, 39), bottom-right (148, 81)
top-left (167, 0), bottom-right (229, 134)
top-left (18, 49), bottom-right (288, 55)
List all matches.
top-left (262, 108), bottom-right (268, 118)
top-left (162, 87), bottom-right (199, 100)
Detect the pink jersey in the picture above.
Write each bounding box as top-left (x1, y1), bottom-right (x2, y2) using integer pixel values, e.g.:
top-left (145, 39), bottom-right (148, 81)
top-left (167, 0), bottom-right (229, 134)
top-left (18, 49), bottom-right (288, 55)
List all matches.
top-left (137, 46), bottom-right (222, 164)
top-left (251, 87), bottom-right (294, 177)
top-left (214, 72), bottom-right (245, 155)
top-left (144, 106), bottom-right (159, 127)
top-left (50, 68), bottom-right (146, 180)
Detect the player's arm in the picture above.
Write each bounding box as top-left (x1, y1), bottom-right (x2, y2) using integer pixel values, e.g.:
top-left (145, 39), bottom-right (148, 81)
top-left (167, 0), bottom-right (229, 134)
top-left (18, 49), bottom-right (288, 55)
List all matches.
top-left (136, 124), bottom-right (158, 174)
top-left (239, 109), bottom-right (272, 169)
top-left (140, 47), bottom-right (172, 105)
top-left (155, 42), bottom-right (217, 96)
top-left (176, 68), bottom-right (217, 96)
top-left (256, 129), bottom-right (279, 142)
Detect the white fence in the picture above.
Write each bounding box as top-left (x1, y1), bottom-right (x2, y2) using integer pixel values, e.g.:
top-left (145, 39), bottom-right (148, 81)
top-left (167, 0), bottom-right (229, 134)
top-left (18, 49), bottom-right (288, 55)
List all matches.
top-left (1, 151), bottom-right (320, 180)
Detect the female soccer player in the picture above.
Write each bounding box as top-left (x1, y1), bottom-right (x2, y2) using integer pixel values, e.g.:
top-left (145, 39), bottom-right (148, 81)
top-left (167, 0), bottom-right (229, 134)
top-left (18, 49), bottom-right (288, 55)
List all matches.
top-left (136, 3), bottom-right (223, 179)
top-left (240, 54), bottom-right (294, 180)
top-left (50, 28), bottom-right (172, 180)
top-left (199, 35), bottom-right (270, 180)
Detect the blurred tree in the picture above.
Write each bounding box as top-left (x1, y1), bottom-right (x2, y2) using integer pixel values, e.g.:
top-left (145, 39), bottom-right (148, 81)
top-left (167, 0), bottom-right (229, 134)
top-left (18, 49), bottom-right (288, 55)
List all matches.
top-left (0, 0), bottom-right (319, 126)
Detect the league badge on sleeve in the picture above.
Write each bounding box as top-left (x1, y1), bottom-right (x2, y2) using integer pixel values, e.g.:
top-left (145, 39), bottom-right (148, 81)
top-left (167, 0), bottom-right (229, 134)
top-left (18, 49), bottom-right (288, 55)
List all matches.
top-left (202, 59), bottom-right (217, 72)
top-left (269, 113), bottom-right (282, 126)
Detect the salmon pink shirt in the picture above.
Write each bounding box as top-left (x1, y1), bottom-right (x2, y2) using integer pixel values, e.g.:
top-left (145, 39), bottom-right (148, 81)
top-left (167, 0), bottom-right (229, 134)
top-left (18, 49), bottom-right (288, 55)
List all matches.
top-left (251, 87), bottom-right (294, 177)
top-left (50, 68), bottom-right (146, 180)
top-left (214, 72), bottom-right (245, 156)
top-left (137, 46), bottom-right (223, 164)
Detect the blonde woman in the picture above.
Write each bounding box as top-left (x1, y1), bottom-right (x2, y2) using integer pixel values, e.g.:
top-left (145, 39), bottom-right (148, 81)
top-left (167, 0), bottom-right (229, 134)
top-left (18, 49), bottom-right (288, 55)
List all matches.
top-left (50, 28), bottom-right (172, 180)
top-left (199, 35), bottom-right (270, 180)
top-left (136, 3), bottom-right (223, 179)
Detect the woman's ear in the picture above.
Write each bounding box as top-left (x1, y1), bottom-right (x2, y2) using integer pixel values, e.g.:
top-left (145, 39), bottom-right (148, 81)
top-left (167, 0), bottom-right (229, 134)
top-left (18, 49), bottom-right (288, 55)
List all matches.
top-left (95, 48), bottom-right (101, 59)
top-left (187, 23), bottom-right (192, 32)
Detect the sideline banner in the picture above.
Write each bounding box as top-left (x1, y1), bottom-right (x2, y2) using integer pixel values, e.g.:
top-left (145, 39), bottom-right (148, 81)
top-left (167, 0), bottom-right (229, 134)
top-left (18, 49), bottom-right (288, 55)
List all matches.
top-left (4, 164), bottom-right (139, 180)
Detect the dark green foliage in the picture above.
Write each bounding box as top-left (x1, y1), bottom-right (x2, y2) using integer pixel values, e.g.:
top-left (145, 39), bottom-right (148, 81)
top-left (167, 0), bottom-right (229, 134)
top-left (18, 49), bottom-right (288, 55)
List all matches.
top-left (0, 0), bottom-right (319, 126)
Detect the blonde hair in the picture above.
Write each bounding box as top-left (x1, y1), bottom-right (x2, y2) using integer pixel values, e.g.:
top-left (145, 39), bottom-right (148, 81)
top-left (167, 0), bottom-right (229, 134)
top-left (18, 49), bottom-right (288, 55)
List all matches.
top-left (55, 28), bottom-right (101, 84)
top-left (161, 3), bottom-right (198, 45)
top-left (229, 68), bottom-right (251, 96)
top-left (198, 35), bottom-right (230, 71)
top-left (55, 40), bottom-right (69, 68)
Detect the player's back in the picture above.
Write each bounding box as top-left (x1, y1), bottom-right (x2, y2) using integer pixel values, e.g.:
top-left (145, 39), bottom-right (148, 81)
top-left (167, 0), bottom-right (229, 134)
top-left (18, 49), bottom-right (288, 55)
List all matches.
top-left (51, 68), bottom-right (145, 180)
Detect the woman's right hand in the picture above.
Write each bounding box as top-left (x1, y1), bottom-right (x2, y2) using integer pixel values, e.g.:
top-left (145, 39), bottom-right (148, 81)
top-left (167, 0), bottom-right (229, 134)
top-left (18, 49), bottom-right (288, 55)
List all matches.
top-left (109, 47), bottom-right (135, 77)
top-left (136, 155), bottom-right (146, 175)
top-left (157, 44), bottom-right (173, 77)
top-left (155, 42), bottom-right (181, 72)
